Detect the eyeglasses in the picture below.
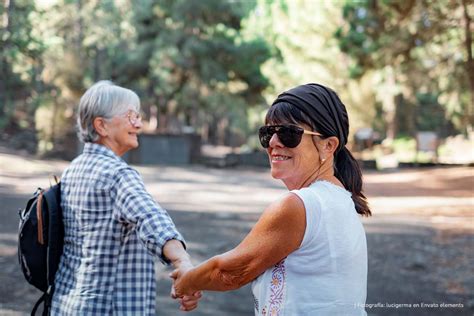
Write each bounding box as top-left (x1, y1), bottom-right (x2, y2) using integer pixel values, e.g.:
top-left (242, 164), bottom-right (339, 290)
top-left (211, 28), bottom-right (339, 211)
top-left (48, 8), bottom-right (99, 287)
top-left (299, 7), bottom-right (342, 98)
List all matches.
top-left (125, 110), bottom-right (142, 126)
top-left (258, 124), bottom-right (322, 148)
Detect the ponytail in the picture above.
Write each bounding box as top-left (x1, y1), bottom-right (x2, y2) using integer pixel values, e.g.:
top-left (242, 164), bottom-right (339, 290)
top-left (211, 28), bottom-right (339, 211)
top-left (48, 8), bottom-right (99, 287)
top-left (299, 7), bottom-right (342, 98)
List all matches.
top-left (334, 147), bottom-right (371, 216)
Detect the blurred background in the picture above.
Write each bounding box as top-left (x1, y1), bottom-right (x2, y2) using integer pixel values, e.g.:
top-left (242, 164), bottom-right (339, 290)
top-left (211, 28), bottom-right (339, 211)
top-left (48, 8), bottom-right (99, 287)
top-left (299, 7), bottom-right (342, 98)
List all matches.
top-left (0, 0), bottom-right (472, 166)
top-left (0, 1), bottom-right (473, 315)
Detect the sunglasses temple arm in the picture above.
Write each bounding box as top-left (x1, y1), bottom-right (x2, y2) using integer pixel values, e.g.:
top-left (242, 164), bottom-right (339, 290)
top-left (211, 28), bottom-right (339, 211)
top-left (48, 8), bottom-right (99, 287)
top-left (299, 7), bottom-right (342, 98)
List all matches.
top-left (304, 130), bottom-right (322, 137)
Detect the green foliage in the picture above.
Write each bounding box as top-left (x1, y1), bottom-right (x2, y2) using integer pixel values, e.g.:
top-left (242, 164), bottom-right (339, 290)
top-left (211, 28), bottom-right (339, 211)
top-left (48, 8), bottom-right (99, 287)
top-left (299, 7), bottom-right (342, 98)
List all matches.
top-left (392, 136), bottom-right (416, 153)
top-left (122, 0), bottom-right (270, 142)
top-left (247, 2), bottom-right (342, 94)
top-left (1, 0), bottom-right (271, 150)
top-left (1, 0), bottom-right (471, 155)
top-left (0, 0), bottom-right (46, 131)
top-left (335, 0), bottom-right (472, 134)
top-left (415, 93), bottom-right (445, 132)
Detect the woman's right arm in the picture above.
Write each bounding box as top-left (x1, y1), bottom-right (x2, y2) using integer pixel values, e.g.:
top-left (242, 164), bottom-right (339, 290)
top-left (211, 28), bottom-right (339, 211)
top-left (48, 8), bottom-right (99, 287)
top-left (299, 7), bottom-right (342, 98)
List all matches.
top-left (111, 167), bottom-right (185, 264)
top-left (112, 167), bottom-right (201, 311)
top-left (171, 192), bottom-right (307, 296)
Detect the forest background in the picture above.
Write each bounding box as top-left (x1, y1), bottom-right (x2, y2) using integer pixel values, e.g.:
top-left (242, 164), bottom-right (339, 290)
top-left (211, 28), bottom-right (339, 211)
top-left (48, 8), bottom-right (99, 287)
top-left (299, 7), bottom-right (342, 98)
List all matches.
top-left (1, 0), bottom-right (472, 163)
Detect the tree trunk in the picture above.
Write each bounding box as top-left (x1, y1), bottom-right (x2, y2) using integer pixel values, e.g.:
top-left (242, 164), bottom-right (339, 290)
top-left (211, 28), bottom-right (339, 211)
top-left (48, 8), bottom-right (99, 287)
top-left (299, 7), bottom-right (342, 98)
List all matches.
top-left (75, 0), bottom-right (85, 74)
top-left (51, 92), bottom-right (59, 145)
top-left (0, 0), bottom-right (13, 118)
top-left (158, 95), bottom-right (168, 133)
top-left (29, 60), bottom-right (41, 129)
top-left (93, 48), bottom-right (100, 81)
top-left (201, 122), bottom-right (209, 143)
top-left (383, 67), bottom-right (398, 140)
top-left (217, 117), bottom-right (229, 145)
top-left (461, 0), bottom-right (474, 127)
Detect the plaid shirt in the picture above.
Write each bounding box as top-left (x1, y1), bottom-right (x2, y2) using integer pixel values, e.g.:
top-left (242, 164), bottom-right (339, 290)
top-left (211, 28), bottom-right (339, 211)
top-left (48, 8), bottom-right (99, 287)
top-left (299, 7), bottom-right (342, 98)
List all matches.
top-left (51, 143), bottom-right (185, 315)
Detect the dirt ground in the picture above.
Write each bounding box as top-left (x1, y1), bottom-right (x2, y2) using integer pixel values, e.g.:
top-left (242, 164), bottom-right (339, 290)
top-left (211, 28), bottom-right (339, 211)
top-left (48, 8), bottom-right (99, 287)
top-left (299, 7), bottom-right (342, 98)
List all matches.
top-left (0, 149), bottom-right (472, 316)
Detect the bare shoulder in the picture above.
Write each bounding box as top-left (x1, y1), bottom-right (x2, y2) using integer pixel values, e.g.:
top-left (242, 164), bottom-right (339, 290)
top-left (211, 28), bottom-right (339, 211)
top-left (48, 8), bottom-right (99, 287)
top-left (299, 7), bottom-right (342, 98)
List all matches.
top-left (267, 192), bottom-right (305, 214)
top-left (258, 193), bottom-right (306, 231)
top-left (221, 192), bottom-right (307, 279)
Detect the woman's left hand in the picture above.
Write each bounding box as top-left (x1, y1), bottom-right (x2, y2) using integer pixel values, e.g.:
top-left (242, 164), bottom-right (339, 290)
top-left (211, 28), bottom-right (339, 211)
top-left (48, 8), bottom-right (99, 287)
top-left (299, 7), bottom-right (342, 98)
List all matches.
top-left (170, 267), bottom-right (202, 311)
top-left (170, 267), bottom-right (194, 297)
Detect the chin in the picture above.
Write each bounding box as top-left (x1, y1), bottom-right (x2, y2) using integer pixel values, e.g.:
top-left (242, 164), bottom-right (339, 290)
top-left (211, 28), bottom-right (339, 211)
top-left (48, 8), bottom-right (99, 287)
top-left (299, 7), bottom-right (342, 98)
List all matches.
top-left (270, 167), bottom-right (284, 180)
top-left (130, 140), bottom-right (139, 149)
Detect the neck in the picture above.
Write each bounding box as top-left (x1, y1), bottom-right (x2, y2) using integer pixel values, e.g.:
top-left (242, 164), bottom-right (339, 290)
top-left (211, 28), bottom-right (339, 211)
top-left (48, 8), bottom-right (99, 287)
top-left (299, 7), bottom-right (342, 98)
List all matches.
top-left (285, 156), bottom-right (340, 190)
top-left (96, 139), bottom-right (125, 156)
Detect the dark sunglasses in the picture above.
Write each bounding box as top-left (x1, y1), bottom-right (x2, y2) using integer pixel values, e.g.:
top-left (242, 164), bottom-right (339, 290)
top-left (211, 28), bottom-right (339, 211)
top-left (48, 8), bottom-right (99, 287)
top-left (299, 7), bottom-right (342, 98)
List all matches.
top-left (258, 125), bottom-right (322, 148)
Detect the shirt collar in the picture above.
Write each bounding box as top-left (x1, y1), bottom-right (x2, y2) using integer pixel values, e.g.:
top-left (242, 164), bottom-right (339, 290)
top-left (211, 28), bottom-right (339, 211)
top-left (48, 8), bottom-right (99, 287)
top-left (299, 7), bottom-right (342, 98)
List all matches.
top-left (83, 142), bottom-right (123, 162)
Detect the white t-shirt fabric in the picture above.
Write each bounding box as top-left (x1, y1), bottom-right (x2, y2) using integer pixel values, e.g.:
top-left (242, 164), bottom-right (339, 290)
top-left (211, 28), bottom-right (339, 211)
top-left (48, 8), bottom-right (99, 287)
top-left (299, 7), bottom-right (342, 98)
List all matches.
top-left (251, 181), bottom-right (368, 316)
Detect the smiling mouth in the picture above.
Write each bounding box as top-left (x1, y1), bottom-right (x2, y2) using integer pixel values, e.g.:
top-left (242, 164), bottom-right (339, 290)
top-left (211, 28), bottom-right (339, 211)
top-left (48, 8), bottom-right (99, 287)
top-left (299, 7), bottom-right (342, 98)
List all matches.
top-left (272, 155), bottom-right (291, 161)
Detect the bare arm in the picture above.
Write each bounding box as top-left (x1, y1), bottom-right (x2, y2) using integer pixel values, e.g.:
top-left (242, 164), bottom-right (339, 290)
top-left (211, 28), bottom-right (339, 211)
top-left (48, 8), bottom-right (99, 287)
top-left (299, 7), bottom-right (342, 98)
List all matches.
top-left (163, 239), bottom-right (192, 269)
top-left (171, 193), bottom-right (306, 296)
top-left (163, 239), bottom-right (202, 311)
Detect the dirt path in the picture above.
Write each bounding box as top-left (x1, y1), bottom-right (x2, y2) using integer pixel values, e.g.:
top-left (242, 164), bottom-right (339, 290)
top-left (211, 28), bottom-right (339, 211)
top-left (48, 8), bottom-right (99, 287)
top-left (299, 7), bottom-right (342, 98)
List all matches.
top-left (0, 151), bottom-right (472, 315)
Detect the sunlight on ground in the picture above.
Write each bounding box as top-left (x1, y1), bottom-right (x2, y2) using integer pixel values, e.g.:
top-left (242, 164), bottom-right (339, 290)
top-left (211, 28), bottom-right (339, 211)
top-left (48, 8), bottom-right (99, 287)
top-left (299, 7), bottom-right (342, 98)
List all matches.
top-left (370, 197), bottom-right (473, 213)
top-left (1, 152), bottom-right (472, 233)
top-left (0, 152), bottom-right (67, 178)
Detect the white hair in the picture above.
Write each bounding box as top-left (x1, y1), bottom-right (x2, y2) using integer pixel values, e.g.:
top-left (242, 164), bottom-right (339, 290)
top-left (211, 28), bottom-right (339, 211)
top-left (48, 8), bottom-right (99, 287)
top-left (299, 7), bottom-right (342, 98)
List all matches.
top-left (76, 80), bottom-right (140, 143)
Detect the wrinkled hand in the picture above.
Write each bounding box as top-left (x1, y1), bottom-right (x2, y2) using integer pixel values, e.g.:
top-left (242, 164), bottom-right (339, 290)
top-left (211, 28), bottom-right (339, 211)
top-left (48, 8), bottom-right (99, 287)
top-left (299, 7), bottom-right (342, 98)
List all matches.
top-left (170, 285), bottom-right (202, 312)
top-left (170, 263), bottom-right (202, 311)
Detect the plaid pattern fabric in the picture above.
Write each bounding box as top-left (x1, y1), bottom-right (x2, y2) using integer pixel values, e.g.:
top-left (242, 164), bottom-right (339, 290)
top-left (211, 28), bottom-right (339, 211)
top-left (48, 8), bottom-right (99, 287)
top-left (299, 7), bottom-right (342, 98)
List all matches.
top-left (51, 143), bottom-right (184, 315)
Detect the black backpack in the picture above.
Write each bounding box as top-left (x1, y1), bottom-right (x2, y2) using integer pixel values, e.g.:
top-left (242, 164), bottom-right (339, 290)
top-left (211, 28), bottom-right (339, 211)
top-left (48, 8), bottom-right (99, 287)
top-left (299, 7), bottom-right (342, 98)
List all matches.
top-left (18, 181), bottom-right (64, 316)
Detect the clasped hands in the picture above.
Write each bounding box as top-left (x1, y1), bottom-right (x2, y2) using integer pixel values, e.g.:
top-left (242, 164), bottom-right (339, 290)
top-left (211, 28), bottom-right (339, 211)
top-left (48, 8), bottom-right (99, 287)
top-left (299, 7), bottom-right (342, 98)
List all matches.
top-left (170, 262), bottom-right (201, 312)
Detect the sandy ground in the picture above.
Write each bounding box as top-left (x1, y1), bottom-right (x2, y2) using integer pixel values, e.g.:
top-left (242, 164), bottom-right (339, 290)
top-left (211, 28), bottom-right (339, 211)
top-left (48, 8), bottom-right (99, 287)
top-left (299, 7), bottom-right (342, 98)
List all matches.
top-left (0, 150), bottom-right (472, 315)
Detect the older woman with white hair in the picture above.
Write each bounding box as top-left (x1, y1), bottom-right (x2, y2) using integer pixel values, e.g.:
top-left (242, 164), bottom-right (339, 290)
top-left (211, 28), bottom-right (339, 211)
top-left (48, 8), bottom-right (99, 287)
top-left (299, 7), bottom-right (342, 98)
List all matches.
top-left (51, 81), bottom-right (200, 315)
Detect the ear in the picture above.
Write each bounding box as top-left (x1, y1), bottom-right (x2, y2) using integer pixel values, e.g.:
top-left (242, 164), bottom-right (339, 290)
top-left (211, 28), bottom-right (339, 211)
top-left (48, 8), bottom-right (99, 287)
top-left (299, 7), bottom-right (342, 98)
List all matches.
top-left (93, 117), bottom-right (108, 137)
top-left (321, 136), bottom-right (339, 156)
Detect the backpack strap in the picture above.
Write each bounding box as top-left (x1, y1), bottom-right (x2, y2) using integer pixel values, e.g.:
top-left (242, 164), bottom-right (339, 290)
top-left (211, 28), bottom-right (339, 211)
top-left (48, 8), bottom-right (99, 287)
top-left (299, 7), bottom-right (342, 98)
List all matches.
top-left (31, 292), bottom-right (45, 316)
top-left (43, 183), bottom-right (63, 286)
top-left (30, 286), bottom-right (53, 316)
top-left (42, 285), bottom-right (53, 316)
top-left (36, 191), bottom-right (44, 245)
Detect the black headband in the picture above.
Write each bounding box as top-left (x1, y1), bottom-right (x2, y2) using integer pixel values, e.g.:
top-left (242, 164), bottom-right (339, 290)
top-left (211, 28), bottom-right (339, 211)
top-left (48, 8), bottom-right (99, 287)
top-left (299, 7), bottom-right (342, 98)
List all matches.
top-left (271, 83), bottom-right (349, 152)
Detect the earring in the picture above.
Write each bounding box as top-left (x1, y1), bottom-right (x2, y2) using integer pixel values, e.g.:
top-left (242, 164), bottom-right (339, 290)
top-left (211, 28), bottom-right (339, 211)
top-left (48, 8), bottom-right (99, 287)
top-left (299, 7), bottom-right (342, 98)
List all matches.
top-left (321, 157), bottom-right (326, 163)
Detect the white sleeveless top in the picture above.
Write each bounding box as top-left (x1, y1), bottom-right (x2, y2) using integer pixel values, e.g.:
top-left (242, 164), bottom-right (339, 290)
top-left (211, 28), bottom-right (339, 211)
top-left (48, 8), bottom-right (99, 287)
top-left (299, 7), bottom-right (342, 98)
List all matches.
top-left (251, 181), bottom-right (367, 316)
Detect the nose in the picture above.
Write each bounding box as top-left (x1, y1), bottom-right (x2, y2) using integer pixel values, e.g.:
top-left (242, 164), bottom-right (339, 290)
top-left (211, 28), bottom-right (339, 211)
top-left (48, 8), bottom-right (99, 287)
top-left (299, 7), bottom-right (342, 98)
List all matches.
top-left (268, 132), bottom-right (283, 148)
top-left (134, 118), bottom-right (143, 129)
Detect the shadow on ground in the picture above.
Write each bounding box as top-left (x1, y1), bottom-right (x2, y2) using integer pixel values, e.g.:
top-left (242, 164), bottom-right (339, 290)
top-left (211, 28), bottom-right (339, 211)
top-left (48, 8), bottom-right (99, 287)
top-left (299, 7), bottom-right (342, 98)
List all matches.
top-left (0, 157), bottom-right (472, 315)
top-left (1, 199), bottom-right (472, 315)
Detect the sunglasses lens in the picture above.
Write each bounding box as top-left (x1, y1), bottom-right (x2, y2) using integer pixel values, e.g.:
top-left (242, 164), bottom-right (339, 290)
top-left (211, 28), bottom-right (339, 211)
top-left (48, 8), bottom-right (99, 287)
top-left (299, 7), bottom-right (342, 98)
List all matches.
top-left (258, 125), bottom-right (303, 148)
top-left (278, 126), bottom-right (302, 148)
top-left (259, 126), bottom-right (274, 148)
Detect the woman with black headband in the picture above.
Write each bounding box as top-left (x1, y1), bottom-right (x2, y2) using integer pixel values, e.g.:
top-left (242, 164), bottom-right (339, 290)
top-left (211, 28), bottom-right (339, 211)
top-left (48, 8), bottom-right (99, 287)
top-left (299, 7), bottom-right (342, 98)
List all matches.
top-left (171, 83), bottom-right (371, 315)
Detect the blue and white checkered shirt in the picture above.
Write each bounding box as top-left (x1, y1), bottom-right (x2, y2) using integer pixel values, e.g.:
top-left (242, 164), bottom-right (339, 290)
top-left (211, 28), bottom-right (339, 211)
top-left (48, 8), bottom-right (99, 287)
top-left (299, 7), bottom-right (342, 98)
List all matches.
top-left (51, 143), bottom-right (185, 315)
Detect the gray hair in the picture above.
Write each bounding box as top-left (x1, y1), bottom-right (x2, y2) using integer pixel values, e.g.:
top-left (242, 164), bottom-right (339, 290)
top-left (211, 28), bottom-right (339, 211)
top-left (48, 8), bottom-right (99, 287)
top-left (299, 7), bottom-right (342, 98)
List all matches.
top-left (77, 80), bottom-right (140, 143)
